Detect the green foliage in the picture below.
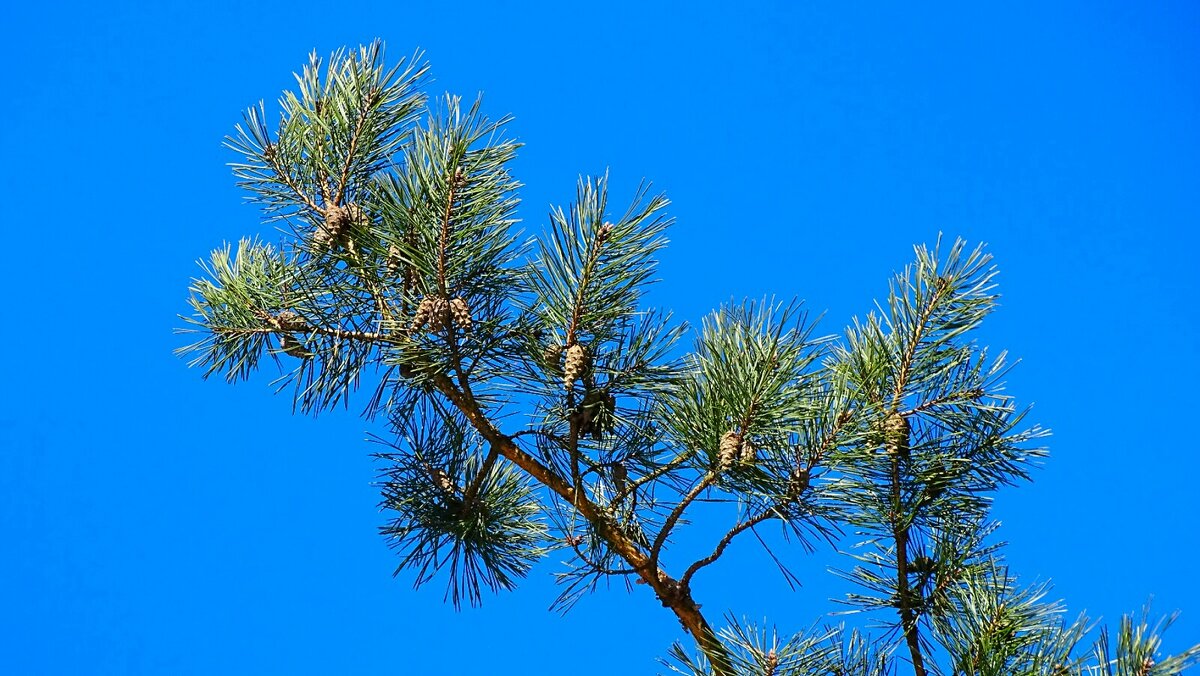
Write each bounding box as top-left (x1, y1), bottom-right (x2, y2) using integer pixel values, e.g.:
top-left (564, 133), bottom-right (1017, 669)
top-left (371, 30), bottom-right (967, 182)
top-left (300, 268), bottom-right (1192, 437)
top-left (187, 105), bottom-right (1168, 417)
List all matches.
top-left (663, 619), bottom-right (894, 676)
top-left (179, 42), bottom-right (1200, 676)
top-left (375, 401), bottom-right (547, 609)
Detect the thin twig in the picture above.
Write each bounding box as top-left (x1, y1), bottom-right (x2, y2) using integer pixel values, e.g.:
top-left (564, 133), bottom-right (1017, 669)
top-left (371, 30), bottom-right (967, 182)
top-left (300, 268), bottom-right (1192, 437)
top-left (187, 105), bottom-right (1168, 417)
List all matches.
top-left (649, 472), bottom-right (717, 569)
top-left (680, 511), bottom-right (775, 589)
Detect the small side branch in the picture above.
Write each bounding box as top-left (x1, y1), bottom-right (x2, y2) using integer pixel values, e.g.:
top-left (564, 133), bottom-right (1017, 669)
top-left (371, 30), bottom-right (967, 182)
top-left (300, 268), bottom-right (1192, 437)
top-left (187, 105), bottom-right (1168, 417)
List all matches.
top-left (334, 85), bottom-right (376, 205)
top-left (263, 146), bottom-right (326, 216)
top-left (680, 511), bottom-right (775, 589)
top-left (215, 324), bottom-right (394, 344)
top-left (649, 472), bottom-right (717, 569)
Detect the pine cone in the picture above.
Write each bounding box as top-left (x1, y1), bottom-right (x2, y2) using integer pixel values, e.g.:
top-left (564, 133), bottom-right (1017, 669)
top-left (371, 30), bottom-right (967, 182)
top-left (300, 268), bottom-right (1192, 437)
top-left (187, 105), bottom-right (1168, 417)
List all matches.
top-left (449, 297), bottom-right (472, 331)
top-left (577, 389), bottom-right (616, 439)
top-left (314, 203), bottom-right (365, 251)
top-left (718, 430), bottom-right (742, 470)
top-left (453, 166), bottom-right (467, 188)
top-left (739, 438), bottom-right (757, 464)
top-left (429, 467), bottom-right (456, 495)
top-left (883, 411), bottom-right (910, 460)
top-left (271, 310), bottom-right (307, 332)
top-left (386, 244), bottom-right (403, 277)
top-left (542, 343), bottom-right (564, 375)
top-left (909, 555), bottom-right (935, 575)
top-left (563, 343), bottom-right (589, 390)
top-left (788, 467), bottom-right (810, 497)
top-left (611, 462), bottom-right (628, 494)
top-left (926, 462), bottom-right (953, 499)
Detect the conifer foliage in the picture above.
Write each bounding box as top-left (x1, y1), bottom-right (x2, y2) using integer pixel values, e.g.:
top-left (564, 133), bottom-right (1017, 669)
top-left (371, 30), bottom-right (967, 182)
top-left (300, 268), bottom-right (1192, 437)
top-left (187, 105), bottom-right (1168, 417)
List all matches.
top-left (179, 42), bottom-right (1199, 675)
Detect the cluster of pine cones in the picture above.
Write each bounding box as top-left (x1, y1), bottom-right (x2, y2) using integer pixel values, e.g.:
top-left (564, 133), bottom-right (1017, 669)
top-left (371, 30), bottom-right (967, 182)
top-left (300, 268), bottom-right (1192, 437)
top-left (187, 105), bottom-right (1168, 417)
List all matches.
top-left (411, 296), bottom-right (472, 333)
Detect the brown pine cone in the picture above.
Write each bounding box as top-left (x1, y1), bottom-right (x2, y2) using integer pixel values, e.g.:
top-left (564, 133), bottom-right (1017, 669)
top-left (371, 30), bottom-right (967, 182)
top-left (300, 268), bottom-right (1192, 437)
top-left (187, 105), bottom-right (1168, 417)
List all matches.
top-left (449, 297), bottom-right (472, 331)
top-left (563, 343), bottom-right (589, 390)
top-left (718, 430), bottom-right (742, 470)
top-left (739, 438), bottom-right (757, 464)
top-left (883, 411), bottom-right (910, 460)
top-left (412, 296), bottom-right (450, 332)
top-left (788, 467), bottom-right (810, 497)
top-left (386, 244), bottom-right (403, 277)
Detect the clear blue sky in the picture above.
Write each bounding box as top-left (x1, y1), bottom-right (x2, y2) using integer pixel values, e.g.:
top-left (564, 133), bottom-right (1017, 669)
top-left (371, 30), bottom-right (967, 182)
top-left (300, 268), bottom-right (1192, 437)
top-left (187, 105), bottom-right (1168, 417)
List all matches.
top-left (2, 1), bottom-right (1198, 673)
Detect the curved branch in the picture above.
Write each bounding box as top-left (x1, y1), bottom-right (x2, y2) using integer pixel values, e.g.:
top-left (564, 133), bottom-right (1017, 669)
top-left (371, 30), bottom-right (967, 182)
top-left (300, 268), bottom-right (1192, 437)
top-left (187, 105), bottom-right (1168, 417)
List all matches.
top-left (680, 510), bottom-right (775, 590)
top-left (649, 472), bottom-right (717, 569)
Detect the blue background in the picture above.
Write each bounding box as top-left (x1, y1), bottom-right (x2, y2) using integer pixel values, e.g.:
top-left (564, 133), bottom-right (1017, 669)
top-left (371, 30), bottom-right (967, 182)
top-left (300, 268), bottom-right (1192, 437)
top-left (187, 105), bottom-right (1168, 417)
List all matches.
top-left (2, 1), bottom-right (1198, 673)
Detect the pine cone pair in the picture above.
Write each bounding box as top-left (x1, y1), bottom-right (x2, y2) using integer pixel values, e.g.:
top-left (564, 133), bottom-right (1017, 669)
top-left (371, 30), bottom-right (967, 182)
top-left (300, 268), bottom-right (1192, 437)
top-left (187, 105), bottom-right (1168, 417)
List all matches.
top-left (718, 430), bottom-right (756, 470)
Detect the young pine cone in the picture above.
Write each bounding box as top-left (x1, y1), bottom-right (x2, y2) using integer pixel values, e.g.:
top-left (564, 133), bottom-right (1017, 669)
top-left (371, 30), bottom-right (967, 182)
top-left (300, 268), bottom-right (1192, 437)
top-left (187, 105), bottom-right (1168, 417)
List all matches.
top-left (429, 466), bottom-right (457, 495)
top-left (765, 650), bottom-right (778, 676)
top-left (448, 297), bottom-right (472, 331)
top-left (883, 411), bottom-right (910, 460)
top-left (788, 466), bottom-right (810, 497)
top-left (386, 244), bottom-right (403, 277)
top-left (718, 430), bottom-right (742, 470)
top-left (271, 310), bottom-right (307, 332)
top-left (563, 343), bottom-right (589, 390)
top-left (279, 333), bottom-right (311, 359)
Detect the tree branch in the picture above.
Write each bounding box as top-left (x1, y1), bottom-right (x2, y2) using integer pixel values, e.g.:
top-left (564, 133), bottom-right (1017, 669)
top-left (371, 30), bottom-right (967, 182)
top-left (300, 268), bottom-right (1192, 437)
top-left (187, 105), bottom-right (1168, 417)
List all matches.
top-left (430, 376), bottom-right (735, 675)
top-left (262, 143), bottom-right (326, 217)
